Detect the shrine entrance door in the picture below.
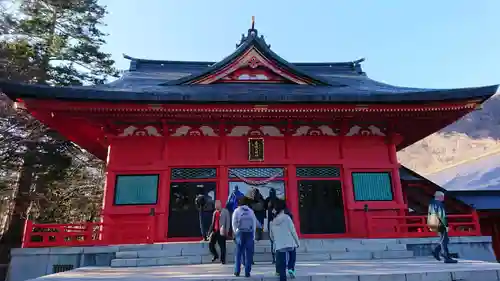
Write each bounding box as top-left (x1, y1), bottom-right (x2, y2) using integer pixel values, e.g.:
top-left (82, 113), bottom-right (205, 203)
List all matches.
top-left (167, 168), bottom-right (217, 240)
top-left (227, 167), bottom-right (286, 239)
top-left (296, 167), bottom-right (347, 236)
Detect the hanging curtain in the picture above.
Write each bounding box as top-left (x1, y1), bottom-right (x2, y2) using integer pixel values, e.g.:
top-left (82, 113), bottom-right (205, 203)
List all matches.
top-left (229, 169), bottom-right (282, 186)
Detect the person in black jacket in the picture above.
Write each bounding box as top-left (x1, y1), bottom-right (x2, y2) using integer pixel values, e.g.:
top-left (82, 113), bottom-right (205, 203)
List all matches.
top-left (265, 188), bottom-right (278, 263)
top-left (195, 194), bottom-right (208, 241)
top-left (249, 188), bottom-right (266, 241)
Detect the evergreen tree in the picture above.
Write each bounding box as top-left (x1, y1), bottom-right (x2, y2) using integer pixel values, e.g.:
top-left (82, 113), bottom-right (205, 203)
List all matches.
top-left (0, 0), bottom-right (118, 278)
top-left (17, 0), bottom-right (119, 85)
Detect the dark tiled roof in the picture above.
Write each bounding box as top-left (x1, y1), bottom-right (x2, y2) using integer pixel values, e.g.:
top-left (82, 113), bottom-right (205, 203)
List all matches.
top-left (123, 54), bottom-right (365, 84)
top-left (0, 81), bottom-right (497, 104)
top-left (399, 166), bottom-right (473, 210)
top-left (0, 27), bottom-right (498, 103)
top-left (453, 194), bottom-right (500, 210)
top-left (399, 167), bottom-right (426, 181)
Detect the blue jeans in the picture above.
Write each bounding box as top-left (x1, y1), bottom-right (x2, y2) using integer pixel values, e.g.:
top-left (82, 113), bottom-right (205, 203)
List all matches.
top-left (434, 230), bottom-right (450, 258)
top-left (276, 248), bottom-right (296, 281)
top-left (234, 231), bottom-right (254, 275)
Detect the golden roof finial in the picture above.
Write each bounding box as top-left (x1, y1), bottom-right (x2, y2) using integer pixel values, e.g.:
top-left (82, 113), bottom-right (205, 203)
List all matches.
top-left (251, 16), bottom-right (255, 29)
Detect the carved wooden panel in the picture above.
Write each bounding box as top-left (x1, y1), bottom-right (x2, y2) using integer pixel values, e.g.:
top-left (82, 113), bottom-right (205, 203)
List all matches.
top-left (345, 125), bottom-right (386, 136)
top-left (293, 125), bottom-right (339, 136)
top-left (117, 125), bottom-right (163, 137)
top-left (170, 125), bottom-right (218, 137)
top-left (227, 125), bottom-right (284, 137)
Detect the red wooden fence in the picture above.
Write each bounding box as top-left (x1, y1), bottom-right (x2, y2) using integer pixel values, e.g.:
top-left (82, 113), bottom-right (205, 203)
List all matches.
top-left (22, 216), bottom-right (156, 248)
top-left (367, 212), bottom-right (481, 238)
top-left (22, 212), bottom-right (482, 248)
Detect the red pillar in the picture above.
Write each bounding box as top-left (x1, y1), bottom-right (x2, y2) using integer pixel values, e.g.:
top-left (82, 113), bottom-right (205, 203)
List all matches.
top-left (388, 133), bottom-right (406, 221)
top-left (218, 120), bottom-right (229, 207)
top-left (101, 168), bottom-right (115, 243)
top-left (342, 166), bottom-right (356, 236)
top-left (157, 126), bottom-right (169, 242)
top-left (100, 140), bottom-right (117, 243)
top-left (286, 165), bottom-right (300, 236)
top-left (219, 166), bottom-right (229, 207)
top-left (156, 169), bottom-right (170, 242)
top-left (492, 217), bottom-right (500, 261)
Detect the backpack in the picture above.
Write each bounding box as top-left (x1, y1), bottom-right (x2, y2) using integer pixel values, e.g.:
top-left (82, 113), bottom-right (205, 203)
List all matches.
top-left (236, 207), bottom-right (254, 232)
top-left (427, 213), bottom-right (440, 232)
top-left (427, 203), bottom-right (441, 233)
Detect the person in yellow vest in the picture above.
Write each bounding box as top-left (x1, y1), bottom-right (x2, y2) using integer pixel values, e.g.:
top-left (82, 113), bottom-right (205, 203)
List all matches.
top-left (428, 191), bottom-right (457, 263)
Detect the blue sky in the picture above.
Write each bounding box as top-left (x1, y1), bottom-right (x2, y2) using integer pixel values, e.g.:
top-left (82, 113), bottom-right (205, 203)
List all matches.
top-left (99, 0), bottom-right (499, 89)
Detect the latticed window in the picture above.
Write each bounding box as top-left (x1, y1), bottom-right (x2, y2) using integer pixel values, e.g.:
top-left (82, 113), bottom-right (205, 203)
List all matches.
top-left (52, 264), bottom-right (74, 274)
top-left (229, 167), bottom-right (284, 178)
top-left (114, 174), bottom-right (159, 205)
top-left (352, 172), bottom-right (393, 201)
top-left (296, 167), bottom-right (340, 178)
top-left (171, 168), bottom-right (217, 180)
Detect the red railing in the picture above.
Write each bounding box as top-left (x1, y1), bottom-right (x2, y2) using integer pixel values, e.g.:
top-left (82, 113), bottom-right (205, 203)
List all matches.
top-left (22, 216), bottom-right (156, 248)
top-left (367, 212), bottom-right (481, 238)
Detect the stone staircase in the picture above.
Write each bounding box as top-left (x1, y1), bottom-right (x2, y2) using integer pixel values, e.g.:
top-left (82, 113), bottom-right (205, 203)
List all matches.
top-left (110, 238), bottom-right (415, 267)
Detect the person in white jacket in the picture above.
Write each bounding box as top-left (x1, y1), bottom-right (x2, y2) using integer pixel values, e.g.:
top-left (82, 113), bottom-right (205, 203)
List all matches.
top-left (269, 199), bottom-right (300, 280)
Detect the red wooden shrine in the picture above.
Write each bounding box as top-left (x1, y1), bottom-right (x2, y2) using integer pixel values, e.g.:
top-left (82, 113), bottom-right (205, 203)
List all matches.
top-left (1, 23), bottom-right (496, 247)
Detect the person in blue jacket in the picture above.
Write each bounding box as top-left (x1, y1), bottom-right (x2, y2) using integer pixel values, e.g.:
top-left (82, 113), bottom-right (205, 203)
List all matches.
top-left (226, 185), bottom-right (244, 234)
top-left (428, 191), bottom-right (457, 263)
top-left (227, 185), bottom-right (244, 213)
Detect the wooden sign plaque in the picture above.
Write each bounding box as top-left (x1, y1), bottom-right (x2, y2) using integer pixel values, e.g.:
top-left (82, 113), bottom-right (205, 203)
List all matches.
top-left (248, 138), bottom-right (264, 161)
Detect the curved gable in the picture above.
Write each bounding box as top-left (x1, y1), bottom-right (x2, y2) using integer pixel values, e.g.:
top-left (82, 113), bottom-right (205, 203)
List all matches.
top-left (166, 27), bottom-right (340, 86)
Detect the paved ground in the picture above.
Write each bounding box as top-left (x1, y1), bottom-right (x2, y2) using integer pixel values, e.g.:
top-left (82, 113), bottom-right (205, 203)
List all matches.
top-left (31, 258), bottom-right (500, 281)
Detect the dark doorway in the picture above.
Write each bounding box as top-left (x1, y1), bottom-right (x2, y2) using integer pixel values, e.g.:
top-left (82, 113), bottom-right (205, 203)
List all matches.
top-left (167, 182), bottom-right (216, 238)
top-left (298, 180), bottom-right (346, 234)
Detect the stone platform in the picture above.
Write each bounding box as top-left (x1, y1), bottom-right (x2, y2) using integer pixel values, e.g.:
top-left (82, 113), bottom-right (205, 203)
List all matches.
top-left (9, 236), bottom-right (497, 281)
top-left (28, 258), bottom-right (500, 281)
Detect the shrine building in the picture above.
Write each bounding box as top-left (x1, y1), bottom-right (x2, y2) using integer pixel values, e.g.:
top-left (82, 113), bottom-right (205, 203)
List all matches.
top-left (0, 23), bottom-right (498, 246)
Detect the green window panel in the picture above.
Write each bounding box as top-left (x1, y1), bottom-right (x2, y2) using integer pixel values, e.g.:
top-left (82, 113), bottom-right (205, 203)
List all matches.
top-left (114, 174), bottom-right (159, 205)
top-left (352, 172), bottom-right (393, 201)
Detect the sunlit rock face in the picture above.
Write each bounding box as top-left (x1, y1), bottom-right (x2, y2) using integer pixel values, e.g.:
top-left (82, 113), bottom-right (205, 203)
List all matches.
top-left (398, 93), bottom-right (500, 180)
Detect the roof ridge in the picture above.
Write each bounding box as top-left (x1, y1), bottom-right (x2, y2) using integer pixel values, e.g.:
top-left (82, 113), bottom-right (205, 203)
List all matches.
top-left (123, 53), bottom-right (364, 68)
top-left (424, 147), bottom-right (500, 176)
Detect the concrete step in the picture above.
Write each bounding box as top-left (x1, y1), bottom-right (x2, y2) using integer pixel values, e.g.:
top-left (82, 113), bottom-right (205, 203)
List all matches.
top-left (111, 238), bottom-right (415, 267)
top-left (115, 238), bottom-right (408, 257)
top-left (50, 259), bottom-right (500, 281)
top-left (110, 250), bottom-right (414, 267)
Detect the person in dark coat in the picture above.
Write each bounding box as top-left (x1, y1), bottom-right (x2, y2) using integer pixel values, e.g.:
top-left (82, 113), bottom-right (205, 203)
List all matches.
top-left (265, 188), bottom-right (278, 263)
top-left (249, 188), bottom-right (266, 240)
top-left (195, 194), bottom-right (208, 241)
